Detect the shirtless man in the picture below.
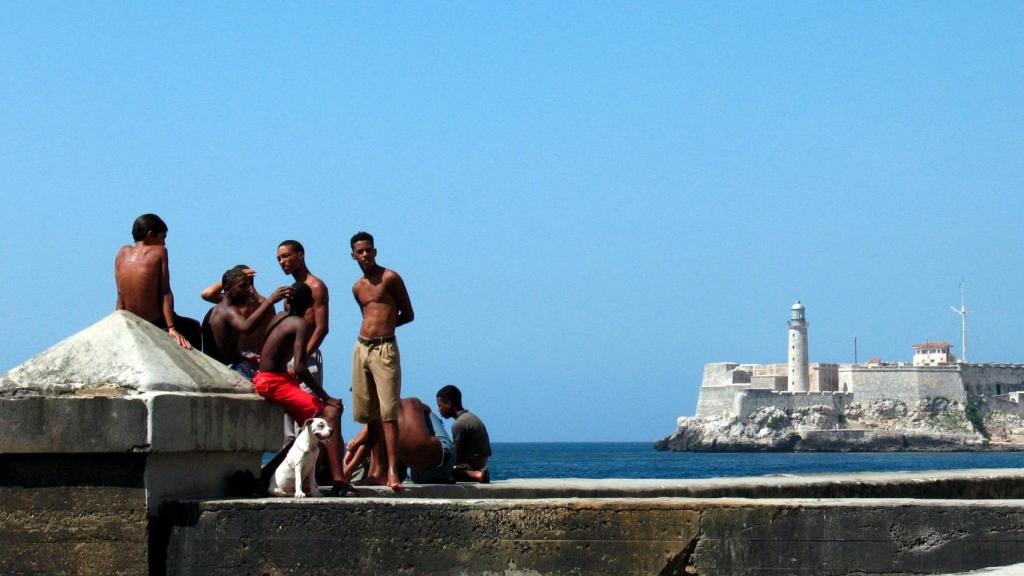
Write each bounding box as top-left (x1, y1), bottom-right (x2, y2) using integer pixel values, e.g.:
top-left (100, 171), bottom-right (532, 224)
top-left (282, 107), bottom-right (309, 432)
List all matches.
top-left (350, 231), bottom-right (414, 490)
top-left (200, 265), bottom-right (271, 356)
top-left (278, 240), bottom-right (330, 440)
top-left (437, 384), bottom-right (491, 483)
top-left (207, 267), bottom-right (290, 379)
top-left (114, 213), bottom-right (201, 349)
top-left (277, 241), bottom-right (329, 383)
top-left (253, 282), bottom-right (353, 496)
top-left (345, 397), bottom-right (453, 484)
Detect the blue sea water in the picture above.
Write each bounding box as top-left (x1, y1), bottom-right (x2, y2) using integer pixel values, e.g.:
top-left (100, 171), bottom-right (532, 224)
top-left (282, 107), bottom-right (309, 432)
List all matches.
top-left (488, 442), bottom-right (1024, 481)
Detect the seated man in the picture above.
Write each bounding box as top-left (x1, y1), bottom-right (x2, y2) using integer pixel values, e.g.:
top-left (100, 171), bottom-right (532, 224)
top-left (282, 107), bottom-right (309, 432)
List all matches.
top-left (345, 397), bottom-right (454, 484)
top-left (200, 265), bottom-right (270, 357)
top-left (114, 213), bottom-right (201, 349)
top-left (254, 282), bottom-right (353, 496)
top-left (207, 267), bottom-right (290, 380)
top-left (436, 384), bottom-right (491, 483)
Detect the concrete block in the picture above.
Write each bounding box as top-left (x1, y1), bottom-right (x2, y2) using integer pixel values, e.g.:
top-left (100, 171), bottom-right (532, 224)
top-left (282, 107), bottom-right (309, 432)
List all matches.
top-left (0, 396), bottom-right (147, 453)
top-left (146, 392), bottom-right (284, 453)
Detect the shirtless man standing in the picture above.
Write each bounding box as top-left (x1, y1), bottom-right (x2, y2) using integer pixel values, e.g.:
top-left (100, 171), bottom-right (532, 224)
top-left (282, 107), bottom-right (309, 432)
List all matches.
top-left (115, 213), bottom-right (201, 349)
top-left (345, 397), bottom-right (453, 484)
top-left (277, 241), bottom-right (329, 384)
top-left (350, 231), bottom-right (414, 490)
top-left (253, 282), bottom-right (352, 496)
top-left (208, 267), bottom-right (290, 379)
top-left (277, 240), bottom-right (330, 440)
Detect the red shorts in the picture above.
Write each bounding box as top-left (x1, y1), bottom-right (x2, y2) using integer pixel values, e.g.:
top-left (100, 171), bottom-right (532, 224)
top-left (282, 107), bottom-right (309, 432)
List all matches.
top-left (253, 371), bottom-right (324, 423)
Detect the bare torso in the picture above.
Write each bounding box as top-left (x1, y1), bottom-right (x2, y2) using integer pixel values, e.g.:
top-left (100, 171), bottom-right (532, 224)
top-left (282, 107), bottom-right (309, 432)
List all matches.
top-left (114, 244), bottom-right (167, 322)
top-left (237, 296), bottom-right (271, 352)
top-left (353, 268), bottom-right (406, 338)
top-left (396, 398), bottom-right (442, 471)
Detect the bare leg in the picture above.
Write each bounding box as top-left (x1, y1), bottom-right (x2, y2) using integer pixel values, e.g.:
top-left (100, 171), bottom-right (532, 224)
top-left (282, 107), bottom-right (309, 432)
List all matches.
top-left (360, 421), bottom-right (387, 486)
top-left (382, 419), bottom-right (404, 491)
top-left (320, 405), bottom-right (347, 485)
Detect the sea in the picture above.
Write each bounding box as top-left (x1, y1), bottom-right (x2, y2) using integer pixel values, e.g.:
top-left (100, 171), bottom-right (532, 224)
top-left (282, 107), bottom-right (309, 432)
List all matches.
top-left (487, 442), bottom-right (1024, 481)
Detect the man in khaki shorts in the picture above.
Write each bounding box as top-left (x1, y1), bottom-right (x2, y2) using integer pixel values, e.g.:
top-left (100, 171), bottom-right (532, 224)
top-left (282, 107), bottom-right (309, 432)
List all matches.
top-left (350, 231), bottom-right (414, 491)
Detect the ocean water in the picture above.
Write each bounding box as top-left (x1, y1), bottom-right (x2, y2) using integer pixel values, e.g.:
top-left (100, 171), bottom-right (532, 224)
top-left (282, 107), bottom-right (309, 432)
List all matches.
top-left (488, 442), bottom-right (1024, 481)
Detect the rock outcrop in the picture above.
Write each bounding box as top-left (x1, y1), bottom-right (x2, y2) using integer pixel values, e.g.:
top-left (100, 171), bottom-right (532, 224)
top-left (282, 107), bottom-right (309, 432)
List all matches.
top-left (656, 398), bottom-right (991, 452)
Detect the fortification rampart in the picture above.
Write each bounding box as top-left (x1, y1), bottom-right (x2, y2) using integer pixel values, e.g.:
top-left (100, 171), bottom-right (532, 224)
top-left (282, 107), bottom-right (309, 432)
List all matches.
top-left (734, 389), bottom-right (852, 420)
top-left (839, 365), bottom-right (967, 405)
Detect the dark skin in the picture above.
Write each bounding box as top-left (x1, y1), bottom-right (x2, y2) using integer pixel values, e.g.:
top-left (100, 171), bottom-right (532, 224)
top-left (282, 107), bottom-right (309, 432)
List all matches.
top-left (114, 230), bottom-right (190, 349)
top-left (437, 396), bottom-right (489, 482)
top-left (277, 245), bottom-right (329, 358)
top-left (351, 239), bottom-right (414, 490)
top-left (260, 309), bottom-right (347, 486)
top-left (201, 268), bottom-right (269, 352)
top-left (208, 277), bottom-right (290, 365)
top-left (344, 398), bottom-right (443, 480)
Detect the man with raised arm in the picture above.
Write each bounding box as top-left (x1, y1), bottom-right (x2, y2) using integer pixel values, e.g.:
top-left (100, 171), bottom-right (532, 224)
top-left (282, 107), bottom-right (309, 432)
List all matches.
top-left (199, 265), bottom-right (270, 359)
top-left (115, 213), bottom-right (201, 349)
top-left (254, 282), bottom-right (353, 496)
top-left (350, 231), bottom-right (414, 491)
top-left (207, 267), bottom-right (290, 380)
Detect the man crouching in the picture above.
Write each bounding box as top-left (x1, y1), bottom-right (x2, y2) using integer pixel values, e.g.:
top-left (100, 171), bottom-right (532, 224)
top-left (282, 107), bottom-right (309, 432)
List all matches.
top-left (254, 282), bottom-right (354, 496)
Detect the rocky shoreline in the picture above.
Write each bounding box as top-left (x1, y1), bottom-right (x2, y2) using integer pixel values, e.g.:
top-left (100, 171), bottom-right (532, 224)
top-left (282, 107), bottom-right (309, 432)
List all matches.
top-left (656, 398), bottom-right (1024, 452)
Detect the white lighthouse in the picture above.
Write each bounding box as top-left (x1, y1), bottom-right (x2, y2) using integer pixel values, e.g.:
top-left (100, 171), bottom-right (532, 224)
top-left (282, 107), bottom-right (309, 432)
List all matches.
top-left (788, 300), bottom-right (810, 392)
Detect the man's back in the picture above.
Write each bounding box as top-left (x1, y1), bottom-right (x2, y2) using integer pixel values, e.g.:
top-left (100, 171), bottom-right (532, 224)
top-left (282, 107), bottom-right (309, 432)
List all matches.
top-left (115, 243), bottom-right (166, 322)
top-left (396, 398), bottom-right (442, 471)
top-left (259, 312), bottom-right (307, 373)
top-left (454, 410), bottom-right (492, 464)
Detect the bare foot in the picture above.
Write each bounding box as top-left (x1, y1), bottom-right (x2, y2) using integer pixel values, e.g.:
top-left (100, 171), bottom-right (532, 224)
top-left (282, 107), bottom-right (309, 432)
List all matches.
top-left (354, 474), bottom-right (386, 486)
top-left (387, 471), bottom-right (405, 491)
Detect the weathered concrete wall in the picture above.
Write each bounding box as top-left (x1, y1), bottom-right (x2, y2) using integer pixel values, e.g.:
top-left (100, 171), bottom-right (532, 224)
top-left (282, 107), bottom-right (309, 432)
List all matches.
top-left (163, 495), bottom-right (1024, 576)
top-left (0, 454), bottom-right (149, 576)
top-left (841, 365), bottom-right (967, 405)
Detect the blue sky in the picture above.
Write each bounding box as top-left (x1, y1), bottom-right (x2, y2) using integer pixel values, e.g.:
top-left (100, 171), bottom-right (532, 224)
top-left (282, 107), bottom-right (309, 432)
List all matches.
top-left (2, 3), bottom-right (1022, 442)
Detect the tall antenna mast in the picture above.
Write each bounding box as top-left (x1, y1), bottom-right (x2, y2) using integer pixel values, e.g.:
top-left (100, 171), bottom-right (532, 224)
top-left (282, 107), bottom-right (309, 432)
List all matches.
top-left (950, 280), bottom-right (967, 363)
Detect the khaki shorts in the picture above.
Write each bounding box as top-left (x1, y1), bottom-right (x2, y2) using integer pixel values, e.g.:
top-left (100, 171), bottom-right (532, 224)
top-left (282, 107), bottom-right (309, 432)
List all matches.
top-left (351, 339), bottom-right (401, 423)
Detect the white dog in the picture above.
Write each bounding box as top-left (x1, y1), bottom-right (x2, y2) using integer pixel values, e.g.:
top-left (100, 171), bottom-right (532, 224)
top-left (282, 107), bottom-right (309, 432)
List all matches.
top-left (268, 417), bottom-right (332, 498)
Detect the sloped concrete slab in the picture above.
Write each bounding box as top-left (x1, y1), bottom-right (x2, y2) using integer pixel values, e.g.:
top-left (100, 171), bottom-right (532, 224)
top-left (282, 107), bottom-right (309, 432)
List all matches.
top-left (0, 311), bottom-right (252, 395)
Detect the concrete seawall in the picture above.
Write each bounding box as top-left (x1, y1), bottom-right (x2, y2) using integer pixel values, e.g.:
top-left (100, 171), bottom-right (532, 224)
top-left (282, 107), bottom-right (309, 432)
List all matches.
top-left (156, 471), bottom-right (1024, 576)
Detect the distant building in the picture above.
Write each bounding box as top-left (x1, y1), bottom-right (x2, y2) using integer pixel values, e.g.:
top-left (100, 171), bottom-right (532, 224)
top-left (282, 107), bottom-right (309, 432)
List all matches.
top-left (913, 341), bottom-right (956, 366)
top-left (691, 301), bottom-right (1024, 421)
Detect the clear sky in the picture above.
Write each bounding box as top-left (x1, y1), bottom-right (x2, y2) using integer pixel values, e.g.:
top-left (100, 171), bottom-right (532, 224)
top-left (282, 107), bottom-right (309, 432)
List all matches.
top-left (2, 3), bottom-right (1022, 442)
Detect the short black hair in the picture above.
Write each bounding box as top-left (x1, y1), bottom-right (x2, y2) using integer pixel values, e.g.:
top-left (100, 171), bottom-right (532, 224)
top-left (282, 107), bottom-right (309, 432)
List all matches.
top-left (288, 281), bottom-right (313, 317)
top-left (436, 385), bottom-right (463, 409)
top-left (279, 240), bottom-right (305, 254)
top-left (131, 214), bottom-right (168, 241)
top-left (350, 231), bottom-right (374, 250)
top-left (222, 267), bottom-right (249, 289)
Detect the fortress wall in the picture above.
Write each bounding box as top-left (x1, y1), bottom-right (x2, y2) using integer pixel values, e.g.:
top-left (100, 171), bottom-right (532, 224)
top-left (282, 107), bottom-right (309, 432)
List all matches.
top-left (736, 390), bottom-right (851, 420)
top-left (702, 363), bottom-right (741, 387)
top-left (961, 365), bottom-right (1024, 396)
top-left (696, 385), bottom-right (749, 418)
top-left (841, 367), bottom-right (967, 405)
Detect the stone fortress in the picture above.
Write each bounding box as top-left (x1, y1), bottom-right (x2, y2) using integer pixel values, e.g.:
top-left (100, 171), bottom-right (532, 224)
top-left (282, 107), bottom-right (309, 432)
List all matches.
top-left (659, 301), bottom-right (1024, 451)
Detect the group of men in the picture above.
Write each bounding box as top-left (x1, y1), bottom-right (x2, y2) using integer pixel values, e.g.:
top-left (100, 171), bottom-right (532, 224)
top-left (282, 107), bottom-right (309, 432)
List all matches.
top-left (114, 213), bottom-right (490, 495)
